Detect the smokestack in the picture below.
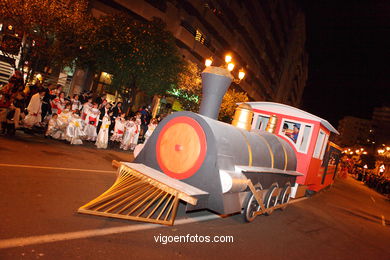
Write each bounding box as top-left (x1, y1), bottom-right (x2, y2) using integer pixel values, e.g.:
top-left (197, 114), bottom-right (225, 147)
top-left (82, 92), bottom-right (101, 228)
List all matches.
top-left (199, 66), bottom-right (233, 119)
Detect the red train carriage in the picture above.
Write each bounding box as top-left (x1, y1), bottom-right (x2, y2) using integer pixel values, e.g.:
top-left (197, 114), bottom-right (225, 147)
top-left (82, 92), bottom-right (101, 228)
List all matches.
top-left (249, 102), bottom-right (342, 197)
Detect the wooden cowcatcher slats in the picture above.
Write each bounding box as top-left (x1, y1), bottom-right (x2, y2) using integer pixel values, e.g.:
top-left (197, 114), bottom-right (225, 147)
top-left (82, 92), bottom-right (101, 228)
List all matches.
top-left (78, 161), bottom-right (206, 226)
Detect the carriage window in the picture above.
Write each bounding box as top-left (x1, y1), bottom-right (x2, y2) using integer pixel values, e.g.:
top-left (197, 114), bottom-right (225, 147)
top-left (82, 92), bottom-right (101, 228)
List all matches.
top-left (256, 115), bottom-right (270, 131)
top-left (299, 125), bottom-right (312, 153)
top-left (313, 130), bottom-right (328, 159)
top-left (281, 121), bottom-right (301, 143)
top-left (280, 119), bottom-right (313, 154)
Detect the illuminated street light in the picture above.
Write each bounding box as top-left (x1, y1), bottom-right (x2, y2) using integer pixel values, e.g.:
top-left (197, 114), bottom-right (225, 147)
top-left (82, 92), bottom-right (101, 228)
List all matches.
top-left (238, 69), bottom-right (245, 80)
top-left (227, 62), bottom-right (235, 71)
top-left (225, 54), bottom-right (232, 63)
top-left (205, 58), bottom-right (213, 67)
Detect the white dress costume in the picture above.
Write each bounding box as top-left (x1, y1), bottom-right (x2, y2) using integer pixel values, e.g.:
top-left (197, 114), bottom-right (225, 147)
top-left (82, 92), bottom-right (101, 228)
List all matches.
top-left (95, 115), bottom-right (111, 149)
top-left (144, 122), bottom-right (157, 143)
top-left (120, 120), bottom-right (135, 151)
top-left (130, 118), bottom-right (141, 150)
top-left (110, 117), bottom-right (125, 142)
top-left (23, 93), bottom-right (42, 128)
top-left (84, 108), bottom-right (100, 141)
top-left (66, 114), bottom-right (85, 145)
top-left (81, 102), bottom-right (92, 120)
top-left (71, 99), bottom-right (82, 112)
top-left (57, 109), bottom-right (72, 139)
top-left (45, 117), bottom-right (63, 139)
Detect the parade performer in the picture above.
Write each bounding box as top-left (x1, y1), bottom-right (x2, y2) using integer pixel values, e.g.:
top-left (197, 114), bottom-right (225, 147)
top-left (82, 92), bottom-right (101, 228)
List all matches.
top-left (130, 112), bottom-right (142, 150)
top-left (120, 117), bottom-right (136, 151)
top-left (81, 97), bottom-right (93, 120)
top-left (96, 111), bottom-right (112, 149)
top-left (66, 111), bottom-right (85, 145)
top-left (110, 113), bottom-right (126, 142)
top-left (143, 118), bottom-right (158, 143)
top-left (51, 91), bottom-right (66, 114)
top-left (71, 94), bottom-right (82, 112)
top-left (84, 103), bottom-right (100, 141)
top-left (45, 113), bottom-right (63, 139)
top-left (23, 89), bottom-right (45, 128)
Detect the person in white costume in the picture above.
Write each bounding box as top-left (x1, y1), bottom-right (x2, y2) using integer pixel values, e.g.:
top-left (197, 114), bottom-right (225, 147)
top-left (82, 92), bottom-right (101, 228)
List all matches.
top-left (110, 113), bottom-right (126, 142)
top-left (120, 117), bottom-right (136, 151)
top-left (130, 112), bottom-right (142, 150)
top-left (96, 111), bottom-right (112, 149)
top-left (23, 89), bottom-right (45, 128)
top-left (143, 118), bottom-right (158, 143)
top-left (45, 113), bottom-right (63, 139)
top-left (66, 111), bottom-right (86, 145)
top-left (56, 104), bottom-right (72, 139)
top-left (71, 94), bottom-right (82, 112)
top-left (84, 103), bottom-right (100, 141)
top-left (81, 97), bottom-right (93, 120)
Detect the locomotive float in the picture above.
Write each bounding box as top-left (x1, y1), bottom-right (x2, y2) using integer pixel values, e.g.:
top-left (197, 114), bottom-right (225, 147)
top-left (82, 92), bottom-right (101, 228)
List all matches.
top-left (78, 66), bottom-right (341, 225)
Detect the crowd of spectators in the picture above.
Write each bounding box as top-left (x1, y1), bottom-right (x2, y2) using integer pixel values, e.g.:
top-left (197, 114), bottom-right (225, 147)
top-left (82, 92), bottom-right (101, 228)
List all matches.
top-left (352, 167), bottom-right (390, 198)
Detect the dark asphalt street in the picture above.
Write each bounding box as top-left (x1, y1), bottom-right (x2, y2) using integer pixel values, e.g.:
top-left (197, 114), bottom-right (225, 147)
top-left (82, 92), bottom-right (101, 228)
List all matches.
top-left (0, 133), bottom-right (389, 260)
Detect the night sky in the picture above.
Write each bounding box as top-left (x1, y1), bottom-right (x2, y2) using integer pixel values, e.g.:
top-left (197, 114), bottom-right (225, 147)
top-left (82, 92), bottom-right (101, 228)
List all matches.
top-left (299, 0), bottom-right (389, 127)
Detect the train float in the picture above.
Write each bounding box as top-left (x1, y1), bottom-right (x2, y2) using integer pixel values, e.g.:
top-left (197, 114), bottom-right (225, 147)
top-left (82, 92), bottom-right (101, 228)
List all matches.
top-left (78, 66), bottom-right (342, 225)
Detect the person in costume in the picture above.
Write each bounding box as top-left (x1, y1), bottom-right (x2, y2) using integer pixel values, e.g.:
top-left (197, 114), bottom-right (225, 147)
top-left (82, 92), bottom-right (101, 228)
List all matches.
top-left (66, 110), bottom-right (85, 145)
top-left (45, 113), bottom-right (63, 139)
top-left (144, 118), bottom-right (158, 143)
top-left (96, 110), bottom-right (113, 149)
top-left (23, 89), bottom-right (45, 128)
top-left (130, 112), bottom-right (142, 150)
top-left (51, 91), bottom-right (66, 114)
top-left (110, 113), bottom-right (126, 142)
top-left (71, 94), bottom-right (82, 112)
top-left (81, 97), bottom-right (93, 120)
top-left (120, 117), bottom-right (136, 151)
top-left (84, 103), bottom-right (100, 141)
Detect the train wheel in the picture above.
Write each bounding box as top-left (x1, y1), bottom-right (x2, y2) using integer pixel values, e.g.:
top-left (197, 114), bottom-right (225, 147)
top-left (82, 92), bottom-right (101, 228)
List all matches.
top-left (279, 183), bottom-right (291, 210)
top-left (264, 184), bottom-right (279, 216)
top-left (243, 187), bottom-right (261, 222)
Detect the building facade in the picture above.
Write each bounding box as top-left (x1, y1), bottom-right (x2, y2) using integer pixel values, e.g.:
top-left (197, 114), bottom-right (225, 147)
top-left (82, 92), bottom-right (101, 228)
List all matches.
top-left (85, 0), bottom-right (308, 107)
top-left (335, 116), bottom-right (373, 148)
top-left (372, 106), bottom-right (390, 145)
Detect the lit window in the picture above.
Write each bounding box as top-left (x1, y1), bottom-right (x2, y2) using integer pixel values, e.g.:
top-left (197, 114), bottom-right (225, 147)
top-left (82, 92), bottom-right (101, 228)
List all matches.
top-left (195, 29), bottom-right (206, 44)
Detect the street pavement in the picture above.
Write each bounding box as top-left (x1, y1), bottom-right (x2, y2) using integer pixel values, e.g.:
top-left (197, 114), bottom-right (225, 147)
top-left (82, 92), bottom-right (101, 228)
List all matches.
top-left (0, 133), bottom-right (389, 260)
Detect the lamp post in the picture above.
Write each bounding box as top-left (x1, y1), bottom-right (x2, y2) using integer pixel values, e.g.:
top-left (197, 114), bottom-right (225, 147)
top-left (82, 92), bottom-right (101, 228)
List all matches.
top-left (199, 54), bottom-right (246, 120)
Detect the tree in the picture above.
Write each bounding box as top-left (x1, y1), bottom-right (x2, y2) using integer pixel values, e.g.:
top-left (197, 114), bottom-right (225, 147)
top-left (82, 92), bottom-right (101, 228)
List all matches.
top-left (176, 60), bottom-right (249, 122)
top-left (0, 0), bottom-right (93, 82)
top-left (86, 13), bottom-right (183, 103)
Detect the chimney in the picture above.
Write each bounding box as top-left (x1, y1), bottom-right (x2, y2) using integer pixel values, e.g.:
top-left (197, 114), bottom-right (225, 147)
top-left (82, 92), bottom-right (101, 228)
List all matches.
top-left (199, 66), bottom-right (233, 119)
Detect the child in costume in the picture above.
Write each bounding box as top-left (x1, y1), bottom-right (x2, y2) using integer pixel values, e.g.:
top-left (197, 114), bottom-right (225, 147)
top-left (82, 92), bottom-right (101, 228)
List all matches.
top-left (66, 111), bottom-right (85, 145)
top-left (96, 111), bottom-right (112, 149)
top-left (45, 113), bottom-right (63, 139)
top-left (144, 118), bottom-right (158, 143)
top-left (84, 103), bottom-right (100, 141)
top-left (120, 117), bottom-right (136, 151)
top-left (110, 113), bottom-right (126, 142)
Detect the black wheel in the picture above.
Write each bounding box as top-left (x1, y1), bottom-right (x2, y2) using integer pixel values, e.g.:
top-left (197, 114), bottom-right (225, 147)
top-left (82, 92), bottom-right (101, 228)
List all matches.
top-left (279, 183), bottom-right (292, 210)
top-left (242, 187), bottom-right (262, 222)
top-left (264, 184), bottom-right (279, 216)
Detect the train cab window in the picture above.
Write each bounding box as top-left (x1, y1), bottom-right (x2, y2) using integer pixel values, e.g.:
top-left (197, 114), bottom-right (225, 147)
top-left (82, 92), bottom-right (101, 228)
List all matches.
top-left (255, 115), bottom-right (270, 131)
top-left (313, 130), bottom-right (329, 159)
top-left (279, 119), bottom-right (313, 153)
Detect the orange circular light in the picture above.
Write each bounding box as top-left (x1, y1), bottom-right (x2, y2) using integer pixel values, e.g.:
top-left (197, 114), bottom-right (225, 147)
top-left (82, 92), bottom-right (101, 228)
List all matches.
top-left (156, 116), bottom-right (207, 179)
